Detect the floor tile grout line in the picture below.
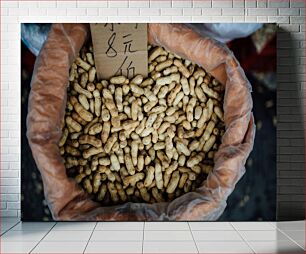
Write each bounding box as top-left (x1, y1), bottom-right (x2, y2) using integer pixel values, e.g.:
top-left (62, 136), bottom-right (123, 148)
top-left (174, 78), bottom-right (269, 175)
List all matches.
top-left (229, 222), bottom-right (237, 230)
top-left (187, 222), bottom-right (200, 254)
top-left (141, 222), bottom-right (145, 254)
top-left (230, 222), bottom-right (277, 231)
top-left (274, 224), bottom-right (305, 232)
top-left (83, 222), bottom-right (98, 254)
top-left (78, 240), bottom-right (248, 242)
top-left (268, 221), bottom-right (277, 229)
top-left (229, 222), bottom-right (256, 254)
top-left (0, 220), bottom-right (21, 236)
top-left (276, 227), bottom-right (305, 251)
top-left (274, 229), bottom-right (305, 232)
top-left (93, 229), bottom-right (191, 231)
top-left (29, 222), bottom-right (58, 254)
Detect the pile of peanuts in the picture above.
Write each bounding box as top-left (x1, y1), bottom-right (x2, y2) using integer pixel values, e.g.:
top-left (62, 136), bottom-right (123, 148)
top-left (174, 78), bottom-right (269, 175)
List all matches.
top-left (59, 43), bottom-right (225, 205)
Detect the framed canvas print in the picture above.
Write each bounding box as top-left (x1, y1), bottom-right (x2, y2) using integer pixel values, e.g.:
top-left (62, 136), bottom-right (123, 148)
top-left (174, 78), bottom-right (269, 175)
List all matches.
top-left (21, 23), bottom-right (276, 221)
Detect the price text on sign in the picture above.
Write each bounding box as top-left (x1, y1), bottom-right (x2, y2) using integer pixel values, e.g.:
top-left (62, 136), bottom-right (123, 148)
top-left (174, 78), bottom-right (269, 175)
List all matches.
top-left (90, 23), bottom-right (148, 80)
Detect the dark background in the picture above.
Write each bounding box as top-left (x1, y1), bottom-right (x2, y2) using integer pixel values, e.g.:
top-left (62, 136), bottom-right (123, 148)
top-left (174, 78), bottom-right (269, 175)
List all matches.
top-left (21, 25), bottom-right (277, 221)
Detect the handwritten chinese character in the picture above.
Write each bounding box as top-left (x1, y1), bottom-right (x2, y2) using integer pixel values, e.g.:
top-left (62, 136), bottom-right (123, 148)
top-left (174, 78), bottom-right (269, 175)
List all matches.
top-left (104, 23), bottom-right (121, 32)
top-left (123, 34), bottom-right (136, 54)
top-left (116, 56), bottom-right (135, 77)
top-left (105, 32), bottom-right (117, 58)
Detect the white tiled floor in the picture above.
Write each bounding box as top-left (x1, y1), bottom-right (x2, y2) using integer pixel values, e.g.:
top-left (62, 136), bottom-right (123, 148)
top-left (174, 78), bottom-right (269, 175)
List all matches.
top-left (145, 230), bottom-right (194, 241)
top-left (0, 218), bottom-right (304, 253)
top-left (42, 230), bottom-right (92, 242)
top-left (143, 241), bottom-right (197, 253)
top-left (86, 241), bottom-right (143, 253)
top-left (192, 230), bottom-right (243, 241)
top-left (91, 230), bottom-right (143, 241)
top-left (196, 241), bottom-right (252, 253)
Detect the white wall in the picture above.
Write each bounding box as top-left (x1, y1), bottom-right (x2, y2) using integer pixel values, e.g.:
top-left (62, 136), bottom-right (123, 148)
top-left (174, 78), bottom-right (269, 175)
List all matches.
top-left (1, 0), bottom-right (305, 218)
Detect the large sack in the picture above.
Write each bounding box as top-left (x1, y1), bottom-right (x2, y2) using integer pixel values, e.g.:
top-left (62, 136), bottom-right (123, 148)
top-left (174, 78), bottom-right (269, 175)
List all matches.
top-left (27, 23), bottom-right (255, 221)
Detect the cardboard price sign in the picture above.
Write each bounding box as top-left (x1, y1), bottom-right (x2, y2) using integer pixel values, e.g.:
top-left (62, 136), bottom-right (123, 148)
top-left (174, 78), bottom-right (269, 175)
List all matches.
top-left (90, 23), bottom-right (148, 80)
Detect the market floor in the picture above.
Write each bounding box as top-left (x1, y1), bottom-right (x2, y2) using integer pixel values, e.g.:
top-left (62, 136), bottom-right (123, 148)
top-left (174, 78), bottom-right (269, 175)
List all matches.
top-left (1, 218), bottom-right (304, 253)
